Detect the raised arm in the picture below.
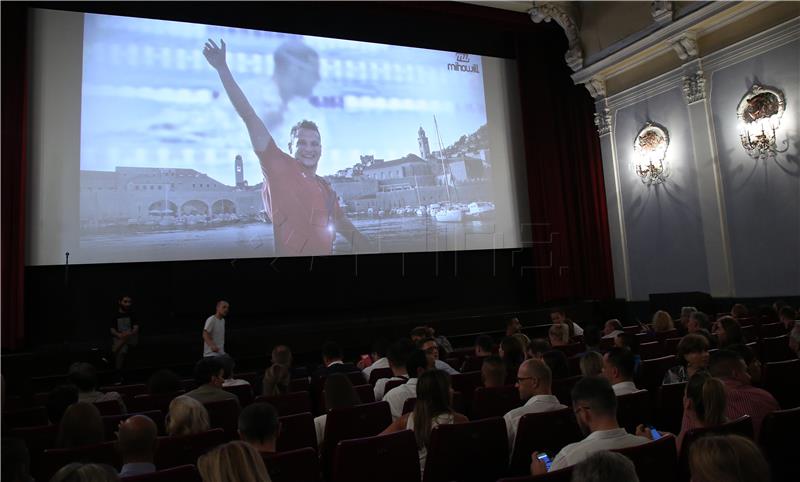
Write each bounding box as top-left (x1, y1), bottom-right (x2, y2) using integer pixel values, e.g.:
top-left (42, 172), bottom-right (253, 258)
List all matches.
top-left (334, 213), bottom-right (373, 253)
top-left (203, 39), bottom-right (272, 153)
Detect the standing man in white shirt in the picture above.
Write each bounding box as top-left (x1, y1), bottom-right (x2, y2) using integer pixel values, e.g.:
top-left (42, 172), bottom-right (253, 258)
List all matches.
top-left (531, 376), bottom-right (649, 474)
top-left (601, 347), bottom-right (643, 396)
top-left (383, 349), bottom-right (429, 420)
top-left (203, 300), bottom-right (229, 357)
top-left (504, 359), bottom-right (566, 452)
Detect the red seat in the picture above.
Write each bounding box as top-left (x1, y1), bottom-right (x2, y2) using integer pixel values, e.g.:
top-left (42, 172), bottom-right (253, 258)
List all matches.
top-left (616, 390), bottom-right (651, 434)
top-left (321, 401), bottom-right (393, 477)
top-left (638, 341), bottom-right (663, 360)
top-left (276, 412), bottom-right (317, 452)
top-left (154, 429), bottom-right (226, 469)
top-left (760, 407), bottom-right (800, 482)
top-left (94, 399), bottom-right (125, 416)
top-left (553, 343), bottom-right (583, 358)
top-left (384, 378), bottom-right (407, 394)
top-left (551, 375), bottom-right (581, 406)
top-left (2, 406), bottom-right (49, 429)
top-left (661, 337), bottom-right (682, 357)
top-left (566, 355), bottom-right (581, 377)
top-left (9, 424), bottom-right (58, 466)
top-left (764, 359), bottom-right (800, 409)
top-left (471, 385), bottom-right (522, 420)
top-left (509, 407), bottom-right (582, 476)
top-left (290, 377), bottom-right (311, 393)
top-left (497, 466), bottom-right (574, 482)
top-left (319, 384), bottom-right (375, 412)
top-left (38, 441), bottom-right (120, 482)
top-left (263, 447), bottom-right (321, 482)
top-left (256, 391), bottom-right (312, 417)
top-left (223, 383), bottom-right (254, 407)
top-left (741, 325), bottom-right (757, 343)
top-left (655, 329), bottom-right (679, 342)
top-left (637, 355), bottom-right (676, 390)
top-left (332, 429), bottom-right (420, 482)
top-left (121, 464), bottom-right (202, 482)
top-left (102, 411), bottom-right (164, 440)
top-left (612, 434), bottom-right (678, 482)
top-left (656, 382), bottom-right (687, 435)
top-left (368, 367), bottom-right (394, 385)
top-left (461, 355), bottom-right (488, 373)
top-left (128, 392), bottom-right (182, 414)
top-left (402, 397), bottom-right (417, 415)
top-left (202, 399), bottom-right (240, 440)
top-left (678, 415), bottom-right (754, 482)
top-left (759, 322), bottom-right (786, 339)
top-left (100, 383), bottom-right (147, 398)
top-left (422, 417), bottom-right (508, 482)
top-left (450, 371), bottom-right (482, 411)
top-left (760, 335), bottom-right (795, 363)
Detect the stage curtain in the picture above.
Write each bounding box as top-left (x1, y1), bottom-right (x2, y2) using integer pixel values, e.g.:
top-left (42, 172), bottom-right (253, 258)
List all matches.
top-left (516, 32), bottom-right (615, 303)
top-left (1, 5), bottom-right (28, 350)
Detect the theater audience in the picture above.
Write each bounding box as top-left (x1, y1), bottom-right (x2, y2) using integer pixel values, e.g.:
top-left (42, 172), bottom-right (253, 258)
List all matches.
top-left (542, 350), bottom-right (569, 380)
top-left (716, 316), bottom-right (761, 382)
top-left (551, 308), bottom-right (584, 337)
top-left (473, 334), bottom-right (494, 358)
top-left (481, 356), bottom-right (507, 388)
top-left (614, 333), bottom-right (641, 374)
top-left (185, 357), bottom-right (240, 406)
top-left (662, 334), bottom-right (710, 385)
top-left (708, 350), bottom-right (778, 438)
top-left (238, 402), bottom-right (279, 454)
top-left (601, 348), bottom-right (642, 396)
top-left (50, 463), bottom-right (120, 482)
top-left (360, 338), bottom-right (390, 378)
top-left (512, 333), bottom-right (531, 356)
top-left (68, 362), bottom-right (126, 412)
top-left (506, 317), bottom-right (522, 337)
top-left (312, 341), bottom-right (357, 378)
top-left (166, 395), bottom-right (210, 436)
top-left (46, 384), bottom-right (79, 425)
top-left (531, 376), bottom-right (648, 474)
top-left (779, 306), bottom-right (796, 332)
top-left (679, 306), bottom-right (698, 331)
top-left (731, 303), bottom-right (749, 320)
top-left (548, 324), bottom-right (570, 347)
top-left (315, 373), bottom-right (359, 448)
top-left (374, 339), bottom-right (413, 401)
top-left (271, 345), bottom-right (302, 377)
top-left (579, 351), bottom-right (604, 377)
top-left (197, 440), bottom-right (271, 482)
top-left (687, 311), bottom-right (712, 334)
top-left (57, 402), bottom-right (104, 449)
top-left (689, 434), bottom-right (770, 482)
top-left (384, 349), bottom-right (428, 420)
top-left (146, 369), bottom-right (181, 395)
top-left (381, 369), bottom-right (468, 474)
top-left (503, 359), bottom-right (565, 452)
top-left (601, 319), bottom-right (624, 339)
top-left (262, 364), bottom-right (290, 397)
top-left (2, 438), bottom-right (32, 482)
top-left (419, 337), bottom-right (459, 375)
top-left (651, 310), bottom-right (675, 333)
top-left (117, 415), bottom-right (158, 477)
top-left (527, 338), bottom-right (551, 360)
top-left (570, 451), bottom-right (640, 482)
top-left (790, 322), bottom-right (800, 358)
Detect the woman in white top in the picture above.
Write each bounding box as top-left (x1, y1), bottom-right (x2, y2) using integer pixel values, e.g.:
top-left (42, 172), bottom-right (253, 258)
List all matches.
top-left (314, 373), bottom-right (359, 448)
top-left (380, 369), bottom-right (468, 473)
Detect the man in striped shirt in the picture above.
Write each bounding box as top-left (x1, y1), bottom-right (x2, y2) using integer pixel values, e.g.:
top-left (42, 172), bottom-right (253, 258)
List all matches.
top-left (709, 349), bottom-right (779, 438)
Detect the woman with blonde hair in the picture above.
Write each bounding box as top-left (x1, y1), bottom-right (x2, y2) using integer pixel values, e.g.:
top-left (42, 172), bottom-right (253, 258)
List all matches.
top-left (652, 310), bottom-right (675, 333)
top-left (579, 351), bottom-right (603, 377)
top-left (197, 440), bottom-right (271, 482)
top-left (49, 463), bottom-right (120, 482)
top-left (262, 363), bottom-right (290, 397)
top-left (166, 395), bottom-right (210, 436)
top-left (689, 434), bottom-right (769, 482)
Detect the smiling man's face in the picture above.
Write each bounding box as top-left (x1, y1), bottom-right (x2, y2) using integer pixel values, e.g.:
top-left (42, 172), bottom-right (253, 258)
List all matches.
top-left (292, 127), bottom-right (321, 169)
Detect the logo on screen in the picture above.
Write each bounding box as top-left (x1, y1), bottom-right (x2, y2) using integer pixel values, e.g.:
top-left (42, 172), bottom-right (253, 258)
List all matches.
top-left (456, 53), bottom-right (470, 63)
top-left (447, 52), bottom-right (480, 74)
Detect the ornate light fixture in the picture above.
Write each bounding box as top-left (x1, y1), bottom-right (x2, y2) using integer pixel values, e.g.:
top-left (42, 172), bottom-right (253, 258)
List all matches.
top-left (633, 122), bottom-right (670, 185)
top-left (737, 83), bottom-right (787, 159)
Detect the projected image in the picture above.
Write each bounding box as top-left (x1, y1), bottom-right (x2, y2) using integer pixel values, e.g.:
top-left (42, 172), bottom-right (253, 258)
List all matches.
top-left (79, 14), bottom-right (494, 259)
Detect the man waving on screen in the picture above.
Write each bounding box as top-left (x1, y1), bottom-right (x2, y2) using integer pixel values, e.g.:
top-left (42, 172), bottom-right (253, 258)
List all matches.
top-left (203, 38), bottom-right (371, 256)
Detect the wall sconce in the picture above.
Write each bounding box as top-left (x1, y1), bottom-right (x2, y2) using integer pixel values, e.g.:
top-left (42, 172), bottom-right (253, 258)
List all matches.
top-left (737, 83), bottom-right (787, 159)
top-left (633, 122), bottom-right (670, 185)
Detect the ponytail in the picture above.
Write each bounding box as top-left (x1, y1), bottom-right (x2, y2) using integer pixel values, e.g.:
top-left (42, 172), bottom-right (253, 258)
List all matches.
top-left (686, 371), bottom-right (727, 426)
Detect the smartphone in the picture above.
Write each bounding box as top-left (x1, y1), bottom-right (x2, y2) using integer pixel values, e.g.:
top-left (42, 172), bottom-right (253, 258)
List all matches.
top-left (648, 426), bottom-right (662, 440)
top-left (537, 453), bottom-right (553, 472)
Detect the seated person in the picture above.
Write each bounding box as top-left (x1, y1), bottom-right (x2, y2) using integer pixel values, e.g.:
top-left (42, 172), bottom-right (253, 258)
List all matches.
top-left (689, 434), bottom-right (770, 482)
top-left (506, 317), bottom-right (522, 337)
top-left (550, 308), bottom-right (584, 337)
top-left (579, 351), bottom-right (603, 377)
top-left (601, 348), bottom-right (643, 396)
top-left (474, 334), bottom-right (494, 358)
top-left (418, 337), bottom-right (458, 375)
top-left (239, 402), bottom-right (279, 455)
top-left (602, 319), bottom-right (624, 339)
top-left (197, 440), bottom-right (270, 482)
top-left (779, 306), bottom-right (797, 332)
top-left (50, 463), bottom-right (120, 482)
top-left (166, 395), bottom-right (210, 436)
top-left (548, 324), bottom-right (570, 348)
top-left (117, 415), bottom-right (158, 477)
top-left (374, 339), bottom-right (414, 401)
top-left (46, 384), bottom-right (79, 425)
top-left (614, 333), bottom-right (642, 375)
top-left (271, 344), bottom-right (305, 378)
top-left (360, 338), bottom-right (390, 378)
top-left (571, 451), bottom-right (640, 482)
top-left (312, 341), bottom-right (357, 379)
top-left (185, 357), bottom-right (240, 406)
top-left (790, 322), bottom-right (800, 358)
top-left (679, 306), bottom-right (698, 333)
top-left (663, 334), bottom-right (710, 385)
top-left (527, 338), bottom-right (551, 360)
top-left (480, 356), bottom-right (507, 388)
top-left (380, 369), bottom-right (468, 474)
top-left (499, 336), bottom-right (526, 381)
top-left (503, 359), bottom-right (565, 452)
top-left (262, 363), bottom-right (290, 397)
top-left (730, 303), bottom-right (749, 320)
top-left (68, 362), bottom-right (126, 412)
top-left (652, 310), bottom-right (675, 333)
top-left (384, 349), bottom-right (429, 420)
top-left (531, 376), bottom-right (649, 473)
top-left (57, 402), bottom-right (105, 448)
top-left (314, 373), bottom-right (359, 449)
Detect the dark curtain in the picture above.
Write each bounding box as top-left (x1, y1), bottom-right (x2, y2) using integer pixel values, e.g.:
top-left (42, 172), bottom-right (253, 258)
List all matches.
top-left (516, 33), bottom-right (615, 303)
top-left (1, 5), bottom-right (28, 350)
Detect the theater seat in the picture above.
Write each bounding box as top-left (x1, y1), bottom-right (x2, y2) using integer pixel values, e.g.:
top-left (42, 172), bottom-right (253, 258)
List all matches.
top-left (616, 390), bottom-right (651, 434)
top-left (508, 407), bottom-right (582, 477)
top-left (121, 464), bottom-right (201, 482)
top-left (760, 335), bottom-right (795, 362)
top-left (611, 434), bottom-right (678, 482)
top-left (154, 428), bottom-right (226, 469)
top-left (638, 341), bottom-right (663, 360)
top-left (39, 441), bottom-right (120, 482)
top-left (678, 415), bottom-right (753, 482)
top-left (332, 429), bottom-right (420, 482)
top-left (276, 412), bottom-right (317, 452)
top-left (763, 359), bottom-right (800, 409)
top-left (497, 466), bottom-right (574, 482)
top-left (320, 385), bottom-right (375, 412)
top-left (9, 424), bottom-right (59, 466)
top-left (203, 398), bottom-right (240, 440)
top-left (760, 407), bottom-right (800, 482)
top-left (223, 383), bottom-right (254, 407)
top-left (422, 417), bottom-right (508, 482)
top-left (128, 392), bottom-right (182, 414)
top-left (94, 399), bottom-right (125, 416)
top-left (290, 378), bottom-right (311, 393)
top-left (758, 322), bottom-right (786, 339)
top-left (638, 355), bottom-right (676, 390)
top-left (368, 367), bottom-right (394, 385)
top-left (656, 382), bottom-right (687, 435)
top-left (450, 371), bottom-right (482, 408)
top-left (384, 378), bottom-right (408, 394)
top-left (321, 401), bottom-right (393, 477)
top-left (461, 355), bottom-right (488, 373)
top-left (2, 406), bottom-right (49, 429)
top-left (256, 391), bottom-right (312, 417)
top-left (99, 383), bottom-right (147, 399)
top-left (263, 447), bottom-right (321, 482)
top-left (551, 375), bottom-right (581, 406)
top-left (661, 337), bottom-right (682, 357)
top-left (471, 385), bottom-right (522, 420)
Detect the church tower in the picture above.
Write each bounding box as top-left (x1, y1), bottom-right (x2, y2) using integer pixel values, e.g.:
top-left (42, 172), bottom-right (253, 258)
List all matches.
top-left (418, 126), bottom-right (431, 159)
top-left (235, 155), bottom-right (244, 187)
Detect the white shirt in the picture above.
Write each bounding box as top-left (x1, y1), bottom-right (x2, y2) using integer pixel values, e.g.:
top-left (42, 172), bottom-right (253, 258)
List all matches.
top-left (572, 323), bottom-right (584, 336)
top-left (550, 428), bottom-right (649, 470)
top-left (612, 381), bottom-right (643, 396)
top-left (314, 413), bottom-right (327, 449)
top-left (503, 394), bottom-right (566, 453)
top-left (601, 330), bottom-right (624, 339)
top-left (222, 378), bottom-right (250, 387)
top-left (435, 359), bottom-right (459, 375)
top-left (203, 315), bottom-right (225, 357)
top-left (362, 357), bottom-right (389, 380)
top-left (384, 378), bottom-right (418, 420)
top-left (374, 375), bottom-right (408, 401)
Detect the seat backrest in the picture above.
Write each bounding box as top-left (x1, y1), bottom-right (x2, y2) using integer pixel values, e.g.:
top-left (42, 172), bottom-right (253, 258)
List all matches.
top-left (256, 391), bottom-right (312, 417)
top-left (662, 337), bottom-right (682, 357)
top-left (612, 434), bottom-right (678, 482)
top-left (656, 382), bottom-right (687, 435)
top-left (9, 424), bottom-right (59, 463)
top-left (422, 417), bottom-right (509, 482)
top-left (471, 385), bottom-right (522, 420)
top-left (759, 322), bottom-right (786, 339)
top-left (100, 383), bottom-right (147, 398)
top-left (332, 429), bottom-right (420, 482)
top-left (384, 378), bottom-right (408, 394)
top-left (276, 412), bottom-right (317, 452)
top-left (553, 343), bottom-right (583, 358)
top-left (354, 384), bottom-right (376, 404)
top-left (290, 377), bottom-right (311, 393)
top-left (203, 398), bottom-right (240, 440)
top-left (154, 428), bottom-right (227, 469)
top-left (638, 355), bottom-right (677, 390)
top-left (402, 397), bottom-right (417, 415)
top-left (551, 375), bottom-right (582, 406)
top-left (39, 441), bottom-right (120, 482)
top-left (764, 359), bottom-right (800, 409)
top-left (461, 356), bottom-right (488, 373)
top-left (761, 335), bottom-right (795, 362)
top-left (94, 399), bottom-right (124, 416)
top-left (616, 390), bottom-right (651, 433)
top-left (678, 415), bottom-right (754, 481)
top-left (655, 329), bottom-right (679, 342)
top-left (321, 401), bottom-right (393, 473)
top-left (263, 447), bottom-right (321, 482)
top-left (128, 392), bottom-right (182, 414)
top-left (223, 383), bottom-right (254, 407)
top-left (2, 406), bottom-right (49, 429)
top-left (509, 407), bottom-right (582, 477)
top-left (450, 371), bottom-right (482, 410)
top-left (760, 407), bottom-right (800, 482)
top-left (368, 367), bottom-right (394, 386)
top-left (103, 410), bottom-right (164, 440)
top-left (120, 464), bottom-right (202, 482)
top-left (497, 466), bottom-right (574, 482)
top-left (639, 341), bottom-right (663, 360)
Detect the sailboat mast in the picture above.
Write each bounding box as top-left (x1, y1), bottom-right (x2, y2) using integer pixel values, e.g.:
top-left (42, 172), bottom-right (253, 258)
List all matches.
top-left (433, 115), bottom-right (451, 202)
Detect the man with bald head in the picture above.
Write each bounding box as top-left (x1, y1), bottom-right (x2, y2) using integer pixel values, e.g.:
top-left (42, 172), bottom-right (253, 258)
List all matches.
top-left (117, 415), bottom-right (158, 477)
top-left (503, 359), bottom-right (566, 451)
